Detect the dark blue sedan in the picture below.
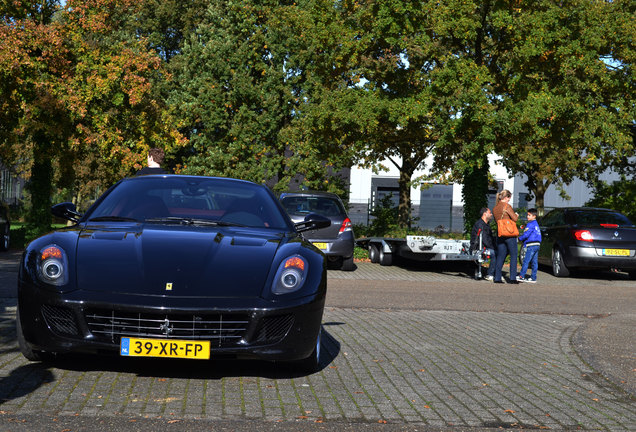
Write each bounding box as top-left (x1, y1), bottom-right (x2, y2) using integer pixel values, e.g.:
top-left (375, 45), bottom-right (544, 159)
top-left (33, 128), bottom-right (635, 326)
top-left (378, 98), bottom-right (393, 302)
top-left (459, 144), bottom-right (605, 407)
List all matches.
top-left (17, 175), bottom-right (330, 372)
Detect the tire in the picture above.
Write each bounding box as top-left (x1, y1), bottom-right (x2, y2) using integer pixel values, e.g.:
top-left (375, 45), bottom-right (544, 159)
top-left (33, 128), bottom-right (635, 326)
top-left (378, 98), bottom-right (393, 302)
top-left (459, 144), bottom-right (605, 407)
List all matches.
top-left (295, 327), bottom-right (321, 373)
top-left (0, 225), bottom-right (9, 251)
top-left (16, 309), bottom-right (54, 362)
top-left (341, 255), bottom-right (355, 271)
top-left (379, 249), bottom-right (393, 266)
top-left (368, 244), bottom-right (380, 263)
top-left (628, 271), bottom-right (636, 280)
top-left (552, 248), bottom-right (570, 278)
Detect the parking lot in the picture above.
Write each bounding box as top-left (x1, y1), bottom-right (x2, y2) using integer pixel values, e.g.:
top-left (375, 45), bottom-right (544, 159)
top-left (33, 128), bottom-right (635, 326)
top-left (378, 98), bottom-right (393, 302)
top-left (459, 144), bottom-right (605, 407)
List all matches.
top-left (0, 254), bottom-right (634, 430)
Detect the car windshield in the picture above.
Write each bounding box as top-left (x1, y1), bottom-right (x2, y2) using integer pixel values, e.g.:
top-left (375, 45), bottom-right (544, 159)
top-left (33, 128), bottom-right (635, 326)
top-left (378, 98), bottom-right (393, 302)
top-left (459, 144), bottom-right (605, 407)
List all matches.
top-left (86, 177), bottom-right (290, 229)
top-left (569, 210), bottom-right (634, 227)
top-left (281, 196), bottom-right (344, 217)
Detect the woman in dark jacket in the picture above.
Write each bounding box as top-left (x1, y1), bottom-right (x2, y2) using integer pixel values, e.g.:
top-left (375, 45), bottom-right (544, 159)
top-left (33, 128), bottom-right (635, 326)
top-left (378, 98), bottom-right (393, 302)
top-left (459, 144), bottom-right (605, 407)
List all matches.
top-left (492, 189), bottom-right (519, 284)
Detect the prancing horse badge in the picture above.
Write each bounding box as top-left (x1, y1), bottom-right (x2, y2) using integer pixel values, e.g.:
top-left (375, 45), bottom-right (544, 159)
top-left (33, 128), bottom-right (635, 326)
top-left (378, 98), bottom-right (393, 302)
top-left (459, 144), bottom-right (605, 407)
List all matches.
top-left (166, 282), bottom-right (173, 291)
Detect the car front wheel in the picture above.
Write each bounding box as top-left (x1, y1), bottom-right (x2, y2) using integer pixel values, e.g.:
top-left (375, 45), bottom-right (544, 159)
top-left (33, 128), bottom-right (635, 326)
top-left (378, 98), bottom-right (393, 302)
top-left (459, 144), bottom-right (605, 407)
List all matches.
top-left (16, 309), bottom-right (54, 362)
top-left (294, 328), bottom-right (321, 373)
top-left (552, 248), bottom-right (570, 277)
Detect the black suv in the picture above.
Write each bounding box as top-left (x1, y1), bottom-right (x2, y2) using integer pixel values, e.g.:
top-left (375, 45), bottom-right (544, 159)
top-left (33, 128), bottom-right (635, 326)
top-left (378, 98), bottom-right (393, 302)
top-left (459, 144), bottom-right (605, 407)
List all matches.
top-left (280, 191), bottom-right (355, 271)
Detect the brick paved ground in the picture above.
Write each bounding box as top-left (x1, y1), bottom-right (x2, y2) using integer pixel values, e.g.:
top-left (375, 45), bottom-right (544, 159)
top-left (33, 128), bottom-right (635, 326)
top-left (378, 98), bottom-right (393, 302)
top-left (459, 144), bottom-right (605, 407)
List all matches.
top-left (0, 255), bottom-right (634, 430)
top-left (0, 304), bottom-right (633, 430)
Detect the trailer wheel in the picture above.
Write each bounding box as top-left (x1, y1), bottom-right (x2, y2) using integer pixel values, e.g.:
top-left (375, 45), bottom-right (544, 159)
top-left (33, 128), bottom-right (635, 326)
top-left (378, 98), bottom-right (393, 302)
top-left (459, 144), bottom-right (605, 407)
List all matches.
top-left (368, 244), bottom-right (380, 263)
top-left (379, 249), bottom-right (393, 266)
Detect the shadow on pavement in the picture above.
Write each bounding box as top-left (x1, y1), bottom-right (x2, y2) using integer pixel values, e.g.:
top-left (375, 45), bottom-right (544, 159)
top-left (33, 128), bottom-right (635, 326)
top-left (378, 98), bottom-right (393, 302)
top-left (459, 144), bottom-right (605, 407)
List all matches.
top-left (0, 363), bottom-right (55, 406)
top-left (12, 328), bottom-right (341, 381)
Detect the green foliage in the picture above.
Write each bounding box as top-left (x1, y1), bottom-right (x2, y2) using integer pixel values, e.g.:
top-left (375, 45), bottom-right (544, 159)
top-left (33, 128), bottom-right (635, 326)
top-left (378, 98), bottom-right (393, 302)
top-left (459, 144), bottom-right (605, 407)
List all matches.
top-left (585, 177), bottom-right (636, 222)
top-left (493, 0), bottom-right (635, 211)
top-left (1, 0), bottom-right (184, 239)
top-left (366, 195), bottom-right (399, 237)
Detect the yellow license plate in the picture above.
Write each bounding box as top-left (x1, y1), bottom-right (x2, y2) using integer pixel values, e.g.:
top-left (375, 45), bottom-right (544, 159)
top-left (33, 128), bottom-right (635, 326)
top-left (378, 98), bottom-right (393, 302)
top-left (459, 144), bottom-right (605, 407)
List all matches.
top-left (603, 249), bottom-right (630, 256)
top-left (120, 337), bottom-right (210, 359)
top-left (313, 242), bottom-right (328, 250)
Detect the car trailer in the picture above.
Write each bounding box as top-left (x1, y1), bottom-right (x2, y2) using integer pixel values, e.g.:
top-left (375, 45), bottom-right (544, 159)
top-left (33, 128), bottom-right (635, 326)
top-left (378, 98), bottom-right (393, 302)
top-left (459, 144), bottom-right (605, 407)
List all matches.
top-left (356, 235), bottom-right (491, 279)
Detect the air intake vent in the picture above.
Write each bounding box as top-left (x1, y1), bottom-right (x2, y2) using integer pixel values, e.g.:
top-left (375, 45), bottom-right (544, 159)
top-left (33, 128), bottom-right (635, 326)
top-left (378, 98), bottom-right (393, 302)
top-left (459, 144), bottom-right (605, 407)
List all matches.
top-left (41, 304), bottom-right (80, 336)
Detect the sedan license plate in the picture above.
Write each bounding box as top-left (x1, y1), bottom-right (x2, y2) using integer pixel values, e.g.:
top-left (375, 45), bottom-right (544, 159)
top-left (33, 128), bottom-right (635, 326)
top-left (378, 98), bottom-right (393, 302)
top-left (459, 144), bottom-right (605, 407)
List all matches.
top-left (603, 249), bottom-right (629, 256)
top-left (313, 242), bottom-right (328, 250)
top-left (602, 249), bottom-right (630, 256)
top-left (120, 337), bottom-right (210, 360)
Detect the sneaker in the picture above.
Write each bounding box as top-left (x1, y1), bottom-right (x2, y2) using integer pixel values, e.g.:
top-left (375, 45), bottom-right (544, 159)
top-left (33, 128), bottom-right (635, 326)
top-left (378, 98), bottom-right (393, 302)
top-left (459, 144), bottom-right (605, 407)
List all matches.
top-left (484, 275), bottom-right (494, 281)
top-left (525, 278), bottom-right (537, 283)
top-left (516, 276), bottom-right (526, 282)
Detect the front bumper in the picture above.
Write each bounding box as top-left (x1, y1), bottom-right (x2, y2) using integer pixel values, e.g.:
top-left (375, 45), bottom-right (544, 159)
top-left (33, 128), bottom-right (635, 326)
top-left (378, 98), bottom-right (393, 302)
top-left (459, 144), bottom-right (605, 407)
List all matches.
top-left (567, 246), bottom-right (636, 271)
top-left (18, 281), bottom-right (325, 362)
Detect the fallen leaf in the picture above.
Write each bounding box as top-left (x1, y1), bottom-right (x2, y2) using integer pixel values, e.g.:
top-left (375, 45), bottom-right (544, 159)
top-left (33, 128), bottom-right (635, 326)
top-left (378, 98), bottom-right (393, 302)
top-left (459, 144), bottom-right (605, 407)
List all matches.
top-left (504, 409), bottom-right (515, 413)
top-left (378, 419), bottom-right (387, 424)
top-left (424, 405), bottom-right (430, 409)
top-left (296, 416), bottom-right (308, 419)
top-left (592, 398), bottom-right (599, 402)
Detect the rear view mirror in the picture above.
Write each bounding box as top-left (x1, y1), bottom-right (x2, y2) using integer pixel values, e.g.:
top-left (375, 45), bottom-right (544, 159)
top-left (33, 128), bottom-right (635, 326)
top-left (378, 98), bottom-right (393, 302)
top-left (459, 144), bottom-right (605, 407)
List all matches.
top-left (51, 202), bottom-right (83, 223)
top-left (294, 213), bottom-right (330, 233)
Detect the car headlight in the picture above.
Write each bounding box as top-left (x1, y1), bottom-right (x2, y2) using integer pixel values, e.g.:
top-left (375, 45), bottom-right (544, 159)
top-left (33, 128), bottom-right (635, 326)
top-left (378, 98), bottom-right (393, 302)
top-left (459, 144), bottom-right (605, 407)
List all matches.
top-left (37, 244), bottom-right (69, 286)
top-left (272, 255), bottom-right (308, 295)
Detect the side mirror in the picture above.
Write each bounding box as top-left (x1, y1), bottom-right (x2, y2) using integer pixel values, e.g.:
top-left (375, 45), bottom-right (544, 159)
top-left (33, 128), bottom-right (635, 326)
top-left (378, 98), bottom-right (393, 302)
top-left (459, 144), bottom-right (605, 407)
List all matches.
top-left (294, 213), bottom-right (330, 233)
top-left (51, 202), bottom-right (82, 223)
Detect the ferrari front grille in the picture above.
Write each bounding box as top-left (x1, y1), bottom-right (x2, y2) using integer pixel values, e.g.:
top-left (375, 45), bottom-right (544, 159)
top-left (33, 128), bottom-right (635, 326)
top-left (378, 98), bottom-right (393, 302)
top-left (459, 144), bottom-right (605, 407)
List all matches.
top-left (84, 309), bottom-right (249, 347)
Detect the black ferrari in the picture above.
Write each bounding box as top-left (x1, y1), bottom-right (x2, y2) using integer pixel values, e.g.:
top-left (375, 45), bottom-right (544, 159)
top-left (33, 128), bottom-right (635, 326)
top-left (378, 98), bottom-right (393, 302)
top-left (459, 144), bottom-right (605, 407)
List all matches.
top-left (17, 175), bottom-right (330, 371)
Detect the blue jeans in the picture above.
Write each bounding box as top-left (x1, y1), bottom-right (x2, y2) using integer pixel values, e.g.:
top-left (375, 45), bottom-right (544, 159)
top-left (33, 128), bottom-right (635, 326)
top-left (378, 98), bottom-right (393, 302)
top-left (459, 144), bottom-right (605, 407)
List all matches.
top-left (484, 248), bottom-right (496, 276)
top-left (495, 236), bottom-right (517, 282)
top-left (520, 244), bottom-right (539, 281)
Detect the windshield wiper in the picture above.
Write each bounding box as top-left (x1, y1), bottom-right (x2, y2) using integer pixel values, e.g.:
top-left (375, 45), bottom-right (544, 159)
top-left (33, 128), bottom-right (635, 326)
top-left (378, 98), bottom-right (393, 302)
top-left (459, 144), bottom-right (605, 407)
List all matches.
top-left (88, 216), bottom-right (139, 222)
top-left (144, 217), bottom-right (246, 227)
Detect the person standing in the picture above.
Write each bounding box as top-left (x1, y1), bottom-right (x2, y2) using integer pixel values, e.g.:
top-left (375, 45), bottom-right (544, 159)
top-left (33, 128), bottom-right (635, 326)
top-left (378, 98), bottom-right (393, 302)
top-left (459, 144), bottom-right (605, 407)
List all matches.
top-left (493, 189), bottom-right (519, 284)
top-left (470, 207), bottom-right (496, 281)
top-left (517, 208), bottom-right (542, 283)
top-left (136, 147), bottom-right (167, 175)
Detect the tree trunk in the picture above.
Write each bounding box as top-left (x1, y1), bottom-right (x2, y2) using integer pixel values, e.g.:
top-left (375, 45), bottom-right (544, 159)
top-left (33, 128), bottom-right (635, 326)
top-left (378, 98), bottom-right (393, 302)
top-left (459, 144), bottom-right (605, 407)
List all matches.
top-left (534, 179), bottom-right (549, 217)
top-left (397, 165), bottom-right (414, 228)
top-left (461, 153), bottom-right (490, 234)
top-left (25, 135), bottom-right (53, 240)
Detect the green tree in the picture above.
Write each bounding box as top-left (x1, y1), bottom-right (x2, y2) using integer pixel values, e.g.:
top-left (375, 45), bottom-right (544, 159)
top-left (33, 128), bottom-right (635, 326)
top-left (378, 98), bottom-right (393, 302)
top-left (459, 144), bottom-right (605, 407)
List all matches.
top-left (298, 0), bottom-right (460, 228)
top-left (493, 0), bottom-right (635, 215)
top-left (0, 0), bottom-right (182, 237)
top-left (170, 1), bottom-right (295, 187)
top-left (585, 176), bottom-right (636, 222)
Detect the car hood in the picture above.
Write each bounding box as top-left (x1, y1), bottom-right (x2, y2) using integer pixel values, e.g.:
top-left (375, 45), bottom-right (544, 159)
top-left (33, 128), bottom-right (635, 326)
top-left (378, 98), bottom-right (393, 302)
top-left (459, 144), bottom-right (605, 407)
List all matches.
top-left (76, 224), bottom-right (284, 298)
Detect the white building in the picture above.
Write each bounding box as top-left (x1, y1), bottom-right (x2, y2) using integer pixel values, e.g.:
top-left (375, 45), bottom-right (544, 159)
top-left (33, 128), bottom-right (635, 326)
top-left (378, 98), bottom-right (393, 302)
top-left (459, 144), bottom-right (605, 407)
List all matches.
top-left (347, 154), bottom-right (623, 232)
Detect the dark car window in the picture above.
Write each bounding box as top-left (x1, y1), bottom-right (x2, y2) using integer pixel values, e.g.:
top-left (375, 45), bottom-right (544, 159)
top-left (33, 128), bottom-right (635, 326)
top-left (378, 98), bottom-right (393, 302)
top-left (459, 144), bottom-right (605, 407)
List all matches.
top-left (86, 177), bottom-right (290, 229)
top-left (539, 209), bottom-right (565, 227)
top-left (281, 196), bottom-right (345, 217)
top-left (567, 210), bottom-right (634, 226)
